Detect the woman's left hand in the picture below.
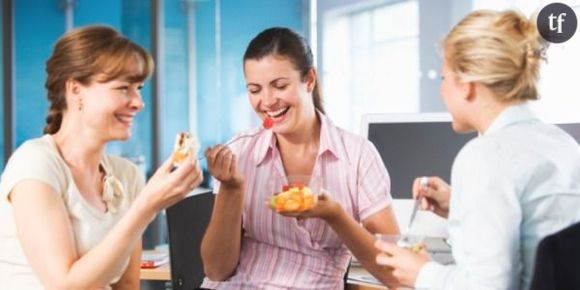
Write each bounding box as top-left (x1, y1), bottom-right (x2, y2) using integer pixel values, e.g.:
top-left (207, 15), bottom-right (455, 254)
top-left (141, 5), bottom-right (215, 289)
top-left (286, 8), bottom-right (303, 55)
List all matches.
top-left (270, 192), bottom-right (342, 221)
top-left (374, 239), bottom-right (431, 287)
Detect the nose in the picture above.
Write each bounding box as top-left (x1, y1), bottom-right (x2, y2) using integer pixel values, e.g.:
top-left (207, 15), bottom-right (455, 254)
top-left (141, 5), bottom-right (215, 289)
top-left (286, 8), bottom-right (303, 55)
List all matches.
top-left (261, 88), bottom-right (277, 107)
top-left (129, 90), bottom-right (145, 112)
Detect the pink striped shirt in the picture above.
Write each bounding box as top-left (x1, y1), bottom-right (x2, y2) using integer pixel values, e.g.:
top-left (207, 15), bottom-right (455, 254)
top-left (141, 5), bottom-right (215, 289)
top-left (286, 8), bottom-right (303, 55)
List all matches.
top-left (202, 113), bottom-right (392, 289)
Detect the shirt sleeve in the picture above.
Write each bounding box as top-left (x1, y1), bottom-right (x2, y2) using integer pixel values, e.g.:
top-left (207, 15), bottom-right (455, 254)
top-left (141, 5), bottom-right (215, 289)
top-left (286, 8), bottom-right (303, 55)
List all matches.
top-left (1, 140), bottom-right (66, 202)
top-left (415, 139), bottom-right (523, 290)
top-left (356, 139), bottom-right (393, 221)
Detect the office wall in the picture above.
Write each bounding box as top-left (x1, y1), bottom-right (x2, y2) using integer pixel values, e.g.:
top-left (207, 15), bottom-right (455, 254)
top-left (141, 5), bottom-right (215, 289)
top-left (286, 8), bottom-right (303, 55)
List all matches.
top-left (317, 0), bottom-right (472, 114)
top-left (419, 0), bottom-right (471, 112)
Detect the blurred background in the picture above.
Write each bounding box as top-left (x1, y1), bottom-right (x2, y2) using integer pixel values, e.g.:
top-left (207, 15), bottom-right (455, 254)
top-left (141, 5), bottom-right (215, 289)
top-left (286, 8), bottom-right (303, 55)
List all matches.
top-left (1, 0), bottom-right (579, 281)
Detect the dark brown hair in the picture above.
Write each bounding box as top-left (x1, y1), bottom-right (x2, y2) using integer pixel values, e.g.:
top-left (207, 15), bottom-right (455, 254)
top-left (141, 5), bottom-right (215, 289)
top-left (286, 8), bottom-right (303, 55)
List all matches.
top-left (44, 25), bottom-right (154, 134)
top-left (243, 27), bottom-right (324, 114)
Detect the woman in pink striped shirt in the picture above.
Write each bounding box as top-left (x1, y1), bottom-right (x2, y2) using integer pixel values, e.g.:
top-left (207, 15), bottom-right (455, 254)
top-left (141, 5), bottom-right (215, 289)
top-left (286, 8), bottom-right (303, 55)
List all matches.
top-left (201, 27), bottom-right (400, 289)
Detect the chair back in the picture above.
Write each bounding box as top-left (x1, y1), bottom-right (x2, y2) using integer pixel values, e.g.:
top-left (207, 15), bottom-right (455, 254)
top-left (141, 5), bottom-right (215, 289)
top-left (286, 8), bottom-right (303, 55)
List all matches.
top-left (530, 221), bottom-right (580, 290)
top-left (166, 189), bottom-right (214, 289)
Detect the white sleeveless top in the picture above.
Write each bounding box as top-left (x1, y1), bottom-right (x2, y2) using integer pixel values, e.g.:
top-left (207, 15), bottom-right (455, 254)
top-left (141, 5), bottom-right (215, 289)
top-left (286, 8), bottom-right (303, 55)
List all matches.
top-left (0, 135), bottom-right (145, 289)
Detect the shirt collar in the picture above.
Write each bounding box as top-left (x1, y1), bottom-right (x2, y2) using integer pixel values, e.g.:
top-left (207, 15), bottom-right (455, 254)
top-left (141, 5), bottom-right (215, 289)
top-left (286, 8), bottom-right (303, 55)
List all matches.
top-left (318, 111), bottom-right (348, 161)
top-left (484, 103), bottom-right (540, 135)
top-left (253, 127), bottom-right (276, 166)
top-left (253, 110), bottom-right (348, 165)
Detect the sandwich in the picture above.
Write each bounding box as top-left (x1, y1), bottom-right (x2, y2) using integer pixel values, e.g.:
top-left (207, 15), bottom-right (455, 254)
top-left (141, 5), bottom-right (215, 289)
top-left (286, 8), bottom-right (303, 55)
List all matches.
top-left (172, 132), bottom-right (199, 167)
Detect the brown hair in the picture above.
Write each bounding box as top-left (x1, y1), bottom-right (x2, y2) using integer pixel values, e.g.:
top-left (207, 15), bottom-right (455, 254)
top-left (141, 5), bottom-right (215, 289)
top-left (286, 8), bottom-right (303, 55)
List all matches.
top-left (443, 10), bottom-right (548, 102)
top-left (44, 25), bottom-right (154, 134)
top-left (243, 27), bottom-right (324, 114)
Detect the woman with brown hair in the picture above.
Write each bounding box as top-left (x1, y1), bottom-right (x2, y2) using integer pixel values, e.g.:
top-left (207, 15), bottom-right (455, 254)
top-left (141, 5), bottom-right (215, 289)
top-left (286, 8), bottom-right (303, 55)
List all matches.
top-left (0, 25), bottom-right (203, 289)
top-left (200, 27), bottom-right (400, 289)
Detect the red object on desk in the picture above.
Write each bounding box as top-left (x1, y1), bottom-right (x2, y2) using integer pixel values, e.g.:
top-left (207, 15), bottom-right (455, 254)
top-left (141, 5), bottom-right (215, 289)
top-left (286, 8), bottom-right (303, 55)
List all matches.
top-left (141, 250), bottom-right (169, 269)
top-left (141, 260), bottom-right (159, 269)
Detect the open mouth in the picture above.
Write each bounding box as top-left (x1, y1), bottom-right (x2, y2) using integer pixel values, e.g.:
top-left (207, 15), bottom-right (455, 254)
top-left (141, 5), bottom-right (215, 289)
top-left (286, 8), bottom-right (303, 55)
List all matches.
top-left (115, 114), bottom-right (134, 125)
top-left (266, 107), bottom-right (290, 119)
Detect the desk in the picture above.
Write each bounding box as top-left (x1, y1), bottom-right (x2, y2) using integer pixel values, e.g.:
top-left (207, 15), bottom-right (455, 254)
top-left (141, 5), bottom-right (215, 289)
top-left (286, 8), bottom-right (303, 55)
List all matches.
top-left (140, 249), bottom-right (171, 281)
top-left (140, 262), bottom-right (386, 290)
top-left (141, 262), bottom-right (171, 281)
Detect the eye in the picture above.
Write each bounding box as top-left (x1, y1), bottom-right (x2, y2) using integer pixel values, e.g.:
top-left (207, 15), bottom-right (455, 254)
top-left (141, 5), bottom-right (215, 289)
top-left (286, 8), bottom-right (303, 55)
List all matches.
top-left (115, 85), bottom-right (129, 92)
top-left (275, 83), bottom-right (288, 90)
top-left (113, 82), bottom-right (129, 91)
top-left (247, 86), bottom-right (261, 94)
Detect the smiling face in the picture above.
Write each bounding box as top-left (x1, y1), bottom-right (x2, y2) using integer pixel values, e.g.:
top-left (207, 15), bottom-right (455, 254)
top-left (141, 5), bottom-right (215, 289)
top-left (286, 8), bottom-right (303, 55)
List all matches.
top-left (72, 58), bottom-right (145, 141)
top-left (244, 55), bottom-right (316, 134)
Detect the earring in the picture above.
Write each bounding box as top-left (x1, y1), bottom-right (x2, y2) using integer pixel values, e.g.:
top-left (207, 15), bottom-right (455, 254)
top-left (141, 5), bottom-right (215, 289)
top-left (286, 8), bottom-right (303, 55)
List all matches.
top-left (78, 100), bottom-right (83, 111)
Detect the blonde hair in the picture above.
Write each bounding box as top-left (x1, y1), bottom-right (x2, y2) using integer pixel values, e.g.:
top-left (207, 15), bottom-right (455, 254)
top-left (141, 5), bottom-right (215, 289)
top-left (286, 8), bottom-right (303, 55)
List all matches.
top-left (44, 25), bottom-right (154, 134)
top-left (444, 10), bottom-right (548, 102)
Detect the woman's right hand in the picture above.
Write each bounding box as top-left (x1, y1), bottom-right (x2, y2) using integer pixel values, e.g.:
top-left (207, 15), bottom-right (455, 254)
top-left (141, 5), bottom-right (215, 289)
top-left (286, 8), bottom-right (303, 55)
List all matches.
top-left (412, 176), bottom-right (450, 218)
top-left (205, 145), bottom-right (244, 190)
top-left (139, 156), bottom-right (203, 213)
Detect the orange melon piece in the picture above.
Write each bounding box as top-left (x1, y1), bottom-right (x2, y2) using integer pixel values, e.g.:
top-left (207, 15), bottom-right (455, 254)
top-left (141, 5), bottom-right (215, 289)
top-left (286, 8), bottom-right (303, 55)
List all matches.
top-left (269, 184), bottom-right (317, 213)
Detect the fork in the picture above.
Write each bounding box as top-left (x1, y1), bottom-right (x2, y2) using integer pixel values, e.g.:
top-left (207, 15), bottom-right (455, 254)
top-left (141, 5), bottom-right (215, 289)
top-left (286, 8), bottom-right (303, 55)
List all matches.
top-left (400, 198), bottom-right (421, 245)
top-left (198, 129), bottom-right (263, 160)
top-left (401, 176), bottom-right (428, 244)
top-left (223, 129), bottom-right (263, 147)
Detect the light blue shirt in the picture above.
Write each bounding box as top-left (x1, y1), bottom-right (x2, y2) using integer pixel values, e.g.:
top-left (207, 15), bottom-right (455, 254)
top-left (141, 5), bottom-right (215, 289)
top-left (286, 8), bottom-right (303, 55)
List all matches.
top-left (415, 104), bottom-right (580, 290)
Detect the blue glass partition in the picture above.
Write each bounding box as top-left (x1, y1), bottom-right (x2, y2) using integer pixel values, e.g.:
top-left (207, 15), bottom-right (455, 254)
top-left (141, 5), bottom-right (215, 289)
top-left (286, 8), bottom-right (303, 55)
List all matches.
top-left (14, 0), bottom-right (63, 148)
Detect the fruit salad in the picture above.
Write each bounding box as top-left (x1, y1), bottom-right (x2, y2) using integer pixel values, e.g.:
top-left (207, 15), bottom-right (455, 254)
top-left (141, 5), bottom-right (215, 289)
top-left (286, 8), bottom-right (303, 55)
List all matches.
top-left (376, 234), bottom-right (425, 254)
top-left (269, 184), bottom-right (317, 213)
top-left (397, 240), bottom-right (425, 254)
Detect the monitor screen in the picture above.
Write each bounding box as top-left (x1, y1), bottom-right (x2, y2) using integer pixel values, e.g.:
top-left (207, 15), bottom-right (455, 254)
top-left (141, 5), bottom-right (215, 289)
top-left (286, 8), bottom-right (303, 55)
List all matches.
top-left (361, 113), bottom-right (477, 199)
top-left (361, 113), bottom-right (580, 199)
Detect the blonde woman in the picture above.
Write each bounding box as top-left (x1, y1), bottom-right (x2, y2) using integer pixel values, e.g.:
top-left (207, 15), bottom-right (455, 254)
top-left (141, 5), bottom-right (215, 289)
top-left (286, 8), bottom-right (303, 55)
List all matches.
top-left (375, 10), bottom-right (580, 290)
top-left (0, 26), bottom-right (203, 289)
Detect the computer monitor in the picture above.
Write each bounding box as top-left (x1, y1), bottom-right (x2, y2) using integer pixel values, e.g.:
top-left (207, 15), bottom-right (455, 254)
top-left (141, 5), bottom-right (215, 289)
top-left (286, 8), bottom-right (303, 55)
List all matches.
top-left (360, 113), bottom-right (580, 198)
top-left (360, 113), bottom-right (477, 199)
top-left (360, 112), bottom-right (580, 237)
